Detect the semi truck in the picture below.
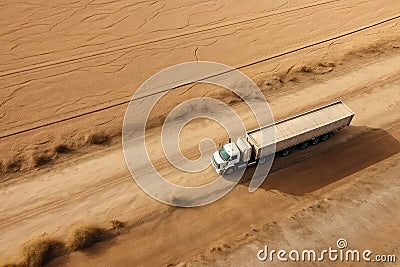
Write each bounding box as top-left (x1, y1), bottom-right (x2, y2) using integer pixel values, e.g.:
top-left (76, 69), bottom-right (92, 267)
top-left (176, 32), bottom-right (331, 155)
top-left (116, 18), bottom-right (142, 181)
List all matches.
top-left (211, 100), bottom-right (355, 175)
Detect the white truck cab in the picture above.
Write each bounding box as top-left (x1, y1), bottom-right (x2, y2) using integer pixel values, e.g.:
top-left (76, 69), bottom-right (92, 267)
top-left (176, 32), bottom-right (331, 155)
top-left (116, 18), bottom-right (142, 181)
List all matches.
top-left (211, 143), bottom-right (238, 175)
top-left (211, 137), bottom-right (253, 175)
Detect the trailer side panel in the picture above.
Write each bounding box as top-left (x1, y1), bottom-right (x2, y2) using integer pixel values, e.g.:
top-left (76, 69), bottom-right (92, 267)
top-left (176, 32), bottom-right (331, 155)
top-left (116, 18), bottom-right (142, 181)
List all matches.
top-left (247, 101), bottom-right (355, 158)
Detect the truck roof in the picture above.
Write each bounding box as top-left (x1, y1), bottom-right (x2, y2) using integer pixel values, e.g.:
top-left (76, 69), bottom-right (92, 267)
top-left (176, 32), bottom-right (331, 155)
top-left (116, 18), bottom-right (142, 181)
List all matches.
top-left (247, 100), bottom-right (355, 149)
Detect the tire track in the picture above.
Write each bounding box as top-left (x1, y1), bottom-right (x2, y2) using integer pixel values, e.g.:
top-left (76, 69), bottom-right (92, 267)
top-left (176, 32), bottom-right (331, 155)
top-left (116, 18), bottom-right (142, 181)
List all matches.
top-left (0, 147), bottom-right (204, 227)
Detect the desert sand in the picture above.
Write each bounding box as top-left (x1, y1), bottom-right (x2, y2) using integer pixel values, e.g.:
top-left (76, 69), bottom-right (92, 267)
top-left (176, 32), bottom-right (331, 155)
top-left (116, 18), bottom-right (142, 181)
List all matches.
top-left (0, 0), bottom-right (399, 266)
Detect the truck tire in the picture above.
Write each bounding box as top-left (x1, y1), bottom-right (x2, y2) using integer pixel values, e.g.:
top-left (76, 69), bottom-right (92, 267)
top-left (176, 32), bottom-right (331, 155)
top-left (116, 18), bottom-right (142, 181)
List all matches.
top-left (224, 167), bottom-right (235, 175)
top-left (311, 137), bottom-right (320, 145)
top-left (280, 149), bottom-right (290, 157)
top-left (298, 141), bottom-right (309, 150)
top-left (258, 156), bottom-right (269, 165)
top-left (321, 133), bottom-right (330, 141)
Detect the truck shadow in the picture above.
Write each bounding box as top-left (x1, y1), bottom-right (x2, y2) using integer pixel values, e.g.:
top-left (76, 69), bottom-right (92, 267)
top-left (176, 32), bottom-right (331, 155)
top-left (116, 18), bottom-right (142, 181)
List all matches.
top-left (239, 126), bottom-right (400, 196)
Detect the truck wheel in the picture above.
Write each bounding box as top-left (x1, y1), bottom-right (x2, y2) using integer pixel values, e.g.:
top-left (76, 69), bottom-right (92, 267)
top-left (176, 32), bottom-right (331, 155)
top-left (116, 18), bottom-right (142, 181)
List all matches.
top-left (280, 149), bottom-right (290, 157)
top-left (311, 137), bottom-right (320, 145)
top-left (258, 156), bottom-right (269, 165)
top-left (224, 167), bottom-right (235, 175)
top-left (298, 141), bottom-right (309, 150)
top-left (321, 133), bottom-right (330, 141)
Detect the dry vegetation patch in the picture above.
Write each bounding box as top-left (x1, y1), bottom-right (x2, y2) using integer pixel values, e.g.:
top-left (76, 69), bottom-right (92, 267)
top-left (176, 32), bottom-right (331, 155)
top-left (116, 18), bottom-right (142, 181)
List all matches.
top-left (67, 223), bottom-right (113, 251)
top-left (86, 132), bottom-right (110, 145)
top-left (32, 152), bottom-right (55, 168)
top-left (55, 144), bottom-right (72, 154)
top-left (5, 157), bottom-right (23, 173)
top-left (22, 237), bottom-right (66, 267)
top-left (2, 220), bottom-right (126, 267)
top-left (110, 220), bottom-right (125, 231)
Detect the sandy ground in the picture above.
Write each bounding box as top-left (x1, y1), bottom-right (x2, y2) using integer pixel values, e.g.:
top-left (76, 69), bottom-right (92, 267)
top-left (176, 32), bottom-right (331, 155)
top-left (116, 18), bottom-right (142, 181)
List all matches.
top-left (0, 0), bottom-right (400, 266)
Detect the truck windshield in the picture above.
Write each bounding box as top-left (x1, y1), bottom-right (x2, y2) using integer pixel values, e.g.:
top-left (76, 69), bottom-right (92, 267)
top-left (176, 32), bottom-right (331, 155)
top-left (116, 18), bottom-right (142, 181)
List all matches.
top-left (218, 147), bottom-right (230, 161)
